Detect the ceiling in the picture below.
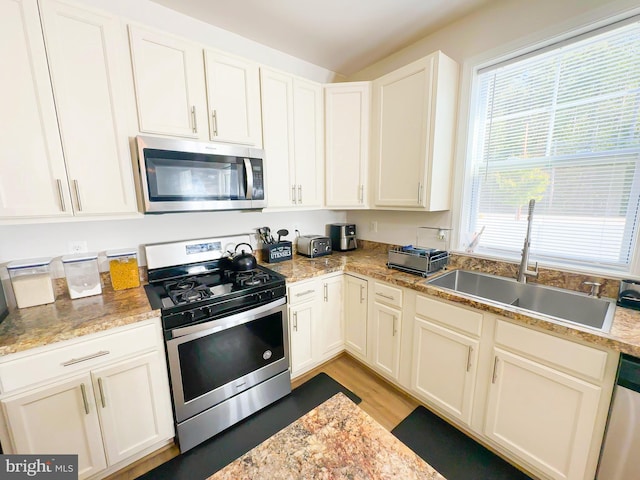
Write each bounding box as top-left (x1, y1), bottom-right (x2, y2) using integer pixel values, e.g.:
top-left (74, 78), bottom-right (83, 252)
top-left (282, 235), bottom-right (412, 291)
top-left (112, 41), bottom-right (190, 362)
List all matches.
top-left (150, 0), bottom-right (493, 76)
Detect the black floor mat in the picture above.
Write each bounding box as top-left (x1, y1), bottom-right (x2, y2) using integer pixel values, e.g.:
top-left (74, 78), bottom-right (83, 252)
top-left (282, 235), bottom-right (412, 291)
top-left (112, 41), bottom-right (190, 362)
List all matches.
top-left (391, 406), bottom-right (533, 480)
top-left (137, 373), bottom-right (361, 479)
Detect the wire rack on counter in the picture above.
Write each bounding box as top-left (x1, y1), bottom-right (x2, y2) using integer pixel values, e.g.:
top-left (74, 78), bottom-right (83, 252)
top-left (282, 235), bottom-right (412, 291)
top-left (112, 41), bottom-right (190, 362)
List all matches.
top-left (387, 246), bottom-right (449, 277)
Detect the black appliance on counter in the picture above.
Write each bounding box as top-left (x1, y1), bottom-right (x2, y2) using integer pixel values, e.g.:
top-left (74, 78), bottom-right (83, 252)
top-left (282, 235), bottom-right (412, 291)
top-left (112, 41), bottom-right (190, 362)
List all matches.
top-left (144, 235), bottom-right (290, 453)
top-left (328, 223), bottom-right (358, 251)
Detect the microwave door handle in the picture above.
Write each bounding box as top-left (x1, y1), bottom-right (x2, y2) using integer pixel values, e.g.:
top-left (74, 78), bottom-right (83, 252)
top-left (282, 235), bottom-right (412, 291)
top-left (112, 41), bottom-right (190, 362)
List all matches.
top-left (243, 158), bottom-right (254, 200)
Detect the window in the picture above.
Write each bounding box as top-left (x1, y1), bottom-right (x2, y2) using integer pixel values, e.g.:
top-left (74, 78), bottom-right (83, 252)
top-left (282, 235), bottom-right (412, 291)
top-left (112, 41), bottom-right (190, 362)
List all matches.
top-left (462, 19), bottom-right (640, 272)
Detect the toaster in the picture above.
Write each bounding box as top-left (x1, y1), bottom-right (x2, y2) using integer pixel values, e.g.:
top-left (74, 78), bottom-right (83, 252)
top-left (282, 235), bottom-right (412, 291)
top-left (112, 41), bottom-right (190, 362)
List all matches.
top-left (297, 235), bottom-right (332, 258)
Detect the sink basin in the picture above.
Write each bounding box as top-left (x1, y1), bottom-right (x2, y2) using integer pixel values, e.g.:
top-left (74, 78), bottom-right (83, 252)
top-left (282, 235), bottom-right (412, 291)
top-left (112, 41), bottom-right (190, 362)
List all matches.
top-left (426, 270), bottom-right (615, 332)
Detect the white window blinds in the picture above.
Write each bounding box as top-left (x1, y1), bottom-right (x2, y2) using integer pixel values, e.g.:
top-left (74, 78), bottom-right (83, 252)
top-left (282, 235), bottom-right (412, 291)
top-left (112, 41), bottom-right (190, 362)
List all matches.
top-left (463, 20), bottom-right (640, 271)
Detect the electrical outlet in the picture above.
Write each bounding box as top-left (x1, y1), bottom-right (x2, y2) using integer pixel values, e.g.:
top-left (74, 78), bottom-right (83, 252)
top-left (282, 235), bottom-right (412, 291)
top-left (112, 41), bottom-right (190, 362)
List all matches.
top-left (68, 241), bottom-right (87, 253)
top-left (370, 221), bottom-right (378, 233)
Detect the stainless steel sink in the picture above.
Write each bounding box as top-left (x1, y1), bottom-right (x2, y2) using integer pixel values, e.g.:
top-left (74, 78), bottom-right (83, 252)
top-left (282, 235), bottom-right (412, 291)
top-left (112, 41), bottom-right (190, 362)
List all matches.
top-left (426, 270), bottom-right (615, 332)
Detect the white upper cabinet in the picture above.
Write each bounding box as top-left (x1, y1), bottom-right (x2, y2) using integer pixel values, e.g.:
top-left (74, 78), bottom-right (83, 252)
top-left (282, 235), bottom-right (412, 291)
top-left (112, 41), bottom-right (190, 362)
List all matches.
top-left (40, 0), bottom-right (137, 215)
top-left (324, 82), bottom-right (371, 209)
top-left (128, 25), bottom-right (208, 139)
top-left (204, 49), bottom-right (262, 146)
top-left (0, 0), bottom-right (70, 219)
top-left (260, 67), bottom-right (323, 209)
top-left (0, 0), bottom-right (138, 221)
top-left (371, 51), bottom-right (458, 210)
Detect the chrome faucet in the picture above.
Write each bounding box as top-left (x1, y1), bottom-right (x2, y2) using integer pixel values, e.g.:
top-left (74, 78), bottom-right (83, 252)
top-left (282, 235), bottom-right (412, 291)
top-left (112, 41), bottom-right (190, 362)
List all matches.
top-left (517, 199), bottom-right (539, 283)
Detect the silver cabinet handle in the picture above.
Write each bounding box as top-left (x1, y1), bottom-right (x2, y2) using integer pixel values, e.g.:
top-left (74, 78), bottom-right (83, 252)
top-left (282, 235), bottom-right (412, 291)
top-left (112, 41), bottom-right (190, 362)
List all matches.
top-left (211, 109), bottom-right (218, 136)
top-left (62, 350), bottom-right (110, 367)
top-left (376, 292), bottom-right (394, 300)
top-left (73, 180), bottom-right (82, 211)
top-left (80, 383), bottom-right (90, 415)
top-left (324, 283), bottom-right (328, 302)
top-left (293, 312), bottom-right (298, 331)
top-left (466, 346), bottom-right (473, 372)
top-left (417, 182), bottom-right (423, 204)
top-left (191, 106), bottom-right (198, 133)
top-left (491, 356), bottom-right (499, 384)
top-left (298, 185), bottom-right (302, 204)
top-left (97, 378), bottom-right (106, 408)
top-left (292, 185), bottom-right (297, 204)
top-left (56, 179), bottom-right (66, 212)
top-left (360, 284), bottom-right (365, 303)
top-left (392, 315), bottom-right (397, 336)
top-left (295, 289), bottom-right (315, 297)
top-left (359, 184), bottom-right (364, 203)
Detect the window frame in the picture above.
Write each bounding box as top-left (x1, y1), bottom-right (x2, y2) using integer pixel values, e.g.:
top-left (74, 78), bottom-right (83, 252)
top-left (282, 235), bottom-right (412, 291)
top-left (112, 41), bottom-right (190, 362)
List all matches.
top-left (453, 11), bottom-right (640, 277)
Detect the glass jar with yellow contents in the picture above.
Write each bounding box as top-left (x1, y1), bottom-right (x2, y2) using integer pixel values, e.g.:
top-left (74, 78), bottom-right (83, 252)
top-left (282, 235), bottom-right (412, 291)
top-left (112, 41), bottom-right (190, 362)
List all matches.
top-left (106, 249), bottom-right (140, 290)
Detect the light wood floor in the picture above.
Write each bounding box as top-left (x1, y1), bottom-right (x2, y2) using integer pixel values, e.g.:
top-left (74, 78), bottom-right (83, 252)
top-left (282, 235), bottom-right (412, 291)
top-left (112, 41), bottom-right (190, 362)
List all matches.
top-left (107, 353), bottom-right (419, 480)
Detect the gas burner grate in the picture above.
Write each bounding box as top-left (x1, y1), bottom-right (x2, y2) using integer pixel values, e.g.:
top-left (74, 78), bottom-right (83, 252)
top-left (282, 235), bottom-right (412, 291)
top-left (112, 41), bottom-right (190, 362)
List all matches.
top-left (165, 277), bottom-right (213, 304)
top-left (234, 270), bottom-right (271, 287)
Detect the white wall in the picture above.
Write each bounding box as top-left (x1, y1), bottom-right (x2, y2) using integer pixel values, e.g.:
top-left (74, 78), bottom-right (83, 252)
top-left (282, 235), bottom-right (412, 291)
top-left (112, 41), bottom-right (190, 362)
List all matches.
top-left (1, 209), bottom-right (345, 272)
top-left (347, 0), bottom-right (640, 250)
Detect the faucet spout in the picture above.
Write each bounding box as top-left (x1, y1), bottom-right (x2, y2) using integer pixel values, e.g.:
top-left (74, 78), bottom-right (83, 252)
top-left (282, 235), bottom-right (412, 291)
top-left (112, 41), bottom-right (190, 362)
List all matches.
top-left (517, 199), bottom-right (539, 283)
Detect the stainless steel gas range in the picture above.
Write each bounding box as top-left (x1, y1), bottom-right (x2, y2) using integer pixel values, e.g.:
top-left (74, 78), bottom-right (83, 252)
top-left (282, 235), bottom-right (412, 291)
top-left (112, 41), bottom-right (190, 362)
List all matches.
top-left (144, 235), bottom-right (291, 452)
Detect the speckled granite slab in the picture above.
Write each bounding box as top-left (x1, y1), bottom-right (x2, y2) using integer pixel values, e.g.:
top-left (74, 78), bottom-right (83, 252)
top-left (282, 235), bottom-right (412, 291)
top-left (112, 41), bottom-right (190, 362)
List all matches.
top-left (208, 392), bottom-right (445, 480)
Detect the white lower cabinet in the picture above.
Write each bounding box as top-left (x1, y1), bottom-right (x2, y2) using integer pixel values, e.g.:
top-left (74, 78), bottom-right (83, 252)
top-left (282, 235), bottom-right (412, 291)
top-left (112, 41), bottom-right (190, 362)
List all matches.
top-left (0, 319), bottom-right (174, 480)
top-left (287, 273), bottom-right (344, 378)
top-left (411, 295), bottom-right (483, 425)
top-left (412, 318), bottom-right (479, 424)
top-left (344, 275), bottom-right (368, 359)
top-left (3, 373), bottom-right (107, 478)
top-left (370, 282), bottom-right (403, 380)
top-left (485, 348), bottom-right (601, 480)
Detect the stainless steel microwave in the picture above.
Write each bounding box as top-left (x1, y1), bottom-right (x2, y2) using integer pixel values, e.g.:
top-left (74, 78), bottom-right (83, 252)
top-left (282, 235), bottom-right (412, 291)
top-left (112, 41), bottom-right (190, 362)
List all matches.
top-left (135, 136), bottom-right (266, 213)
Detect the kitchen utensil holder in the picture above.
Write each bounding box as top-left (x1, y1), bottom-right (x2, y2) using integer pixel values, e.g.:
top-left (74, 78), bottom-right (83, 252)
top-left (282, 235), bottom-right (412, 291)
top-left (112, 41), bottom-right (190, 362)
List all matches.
top-left (262, 241), bottom-right (293, 263)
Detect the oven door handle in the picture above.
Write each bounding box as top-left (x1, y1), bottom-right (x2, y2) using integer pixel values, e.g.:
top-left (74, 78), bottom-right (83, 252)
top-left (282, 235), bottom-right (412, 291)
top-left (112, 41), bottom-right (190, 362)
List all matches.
top-left (244, 158), bottom-right (254, 200)
top-left (169, 297), bottom-right (287, 340)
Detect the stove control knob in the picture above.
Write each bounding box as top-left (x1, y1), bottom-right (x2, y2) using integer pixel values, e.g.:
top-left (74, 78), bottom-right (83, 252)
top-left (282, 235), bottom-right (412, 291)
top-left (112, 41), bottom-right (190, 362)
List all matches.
top-left (183, 311), bottom-right (194, 322)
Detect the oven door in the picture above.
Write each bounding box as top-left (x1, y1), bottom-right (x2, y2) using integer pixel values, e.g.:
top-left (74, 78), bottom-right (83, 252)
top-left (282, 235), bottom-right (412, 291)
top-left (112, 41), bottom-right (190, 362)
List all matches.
top-left (166, 297), bottom-right (289, 423)
top-left (136, 135), bottom-right (266, 213)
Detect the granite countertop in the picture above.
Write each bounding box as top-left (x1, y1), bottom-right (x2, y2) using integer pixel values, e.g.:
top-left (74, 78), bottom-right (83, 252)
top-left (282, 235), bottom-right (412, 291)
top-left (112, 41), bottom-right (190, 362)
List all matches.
top-left (0, 284), bottom-right (157, 357)
top-left (209, 392), bottom-right (445, 480)
top-left (1, 243), bottom-right (639, 358)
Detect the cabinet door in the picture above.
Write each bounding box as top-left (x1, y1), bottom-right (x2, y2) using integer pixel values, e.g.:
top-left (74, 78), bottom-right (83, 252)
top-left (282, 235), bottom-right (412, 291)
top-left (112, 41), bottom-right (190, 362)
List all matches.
top-left (204, 50), bottom-right (262, 146)
top-left (319, 276), bottom-right (344, 358)
top-left (40, 0), bottom-right (137, 215)
top-left (91, 352), bottom-right (173, 466)
top-left (129, 25), bottom-right (207, 139)
top-left (0, 0), bottom-right (71, 219)
top-left (260, 68), bottom-right (295, 208)
top-left (485, 348), bottom-right (601, 480)
top-left (344, 275), bottom-right (368, 359)
top-left (289, 302), bottom-right (316, 377)
top-left (292, 78), bottom-right (323, 207)
top-left (325, 82), bottom-right (370, 208)
top-left (371, 302), bottom-right (402, 379)
top-left (412, 317), bottom-right (478, 424)
top-left (2, 373), bottom-right (107, 479)
top-left (372, 55), bottom-right (433, 208)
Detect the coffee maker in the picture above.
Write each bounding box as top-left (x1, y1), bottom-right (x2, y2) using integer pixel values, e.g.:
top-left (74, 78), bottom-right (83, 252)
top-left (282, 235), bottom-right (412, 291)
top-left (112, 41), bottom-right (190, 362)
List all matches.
top-left (328, 223), bottom-right (358, 251)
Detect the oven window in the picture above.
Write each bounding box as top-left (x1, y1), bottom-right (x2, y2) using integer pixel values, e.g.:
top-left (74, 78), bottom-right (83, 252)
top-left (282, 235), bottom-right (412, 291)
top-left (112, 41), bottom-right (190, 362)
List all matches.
top-left (144, 149), bottom-right (246, 201)
top-left (178, 312), bottom-right (285, 403)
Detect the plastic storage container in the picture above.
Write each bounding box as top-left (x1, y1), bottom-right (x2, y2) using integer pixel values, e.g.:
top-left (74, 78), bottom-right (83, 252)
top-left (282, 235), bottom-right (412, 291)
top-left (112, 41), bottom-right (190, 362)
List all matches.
top-left (61, 253), bottom-right (102, 299)
top-left (7, 257), bottom-right (55, 308)
top-left (106, 249), bottom-right (140, 290)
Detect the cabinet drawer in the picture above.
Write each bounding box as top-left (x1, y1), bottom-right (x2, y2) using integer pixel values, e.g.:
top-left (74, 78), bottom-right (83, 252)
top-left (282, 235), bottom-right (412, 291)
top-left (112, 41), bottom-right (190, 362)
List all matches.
top-left (373, 282), bottom-right (403, 308)
top-left (0, 321), bottom-right (161, 394)
top-left (494, 319), bottom-right (609, 383)
top-left (416, 295), bottom-right (482, 337)
top-left (288, 280), bottom-right (318, 306)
